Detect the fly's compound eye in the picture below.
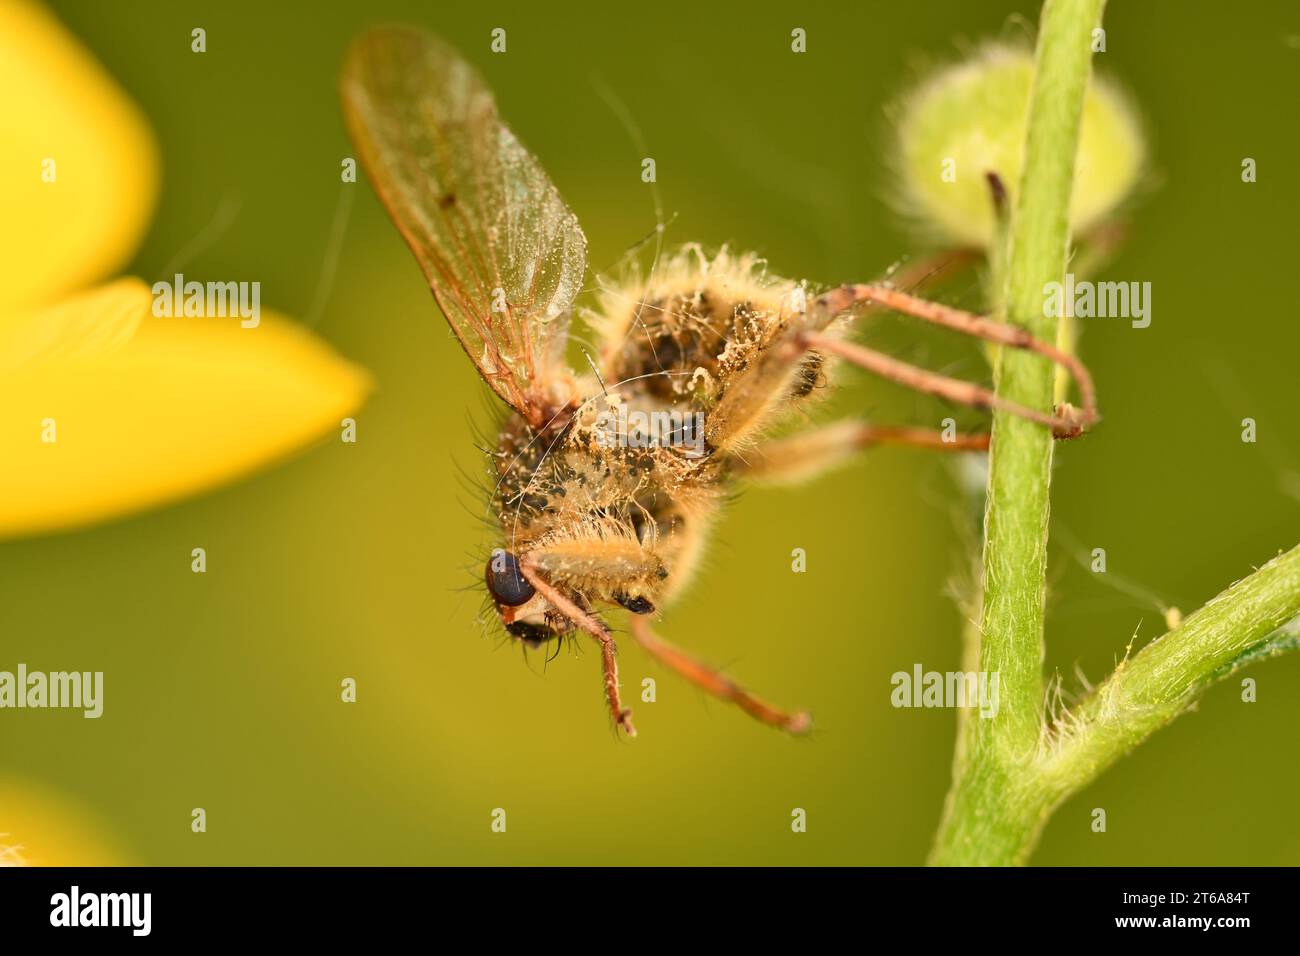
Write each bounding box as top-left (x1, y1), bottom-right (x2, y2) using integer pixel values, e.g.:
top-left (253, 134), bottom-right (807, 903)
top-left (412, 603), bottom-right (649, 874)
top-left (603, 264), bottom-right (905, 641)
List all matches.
top-left (486, 549), bottom-right (535, 607)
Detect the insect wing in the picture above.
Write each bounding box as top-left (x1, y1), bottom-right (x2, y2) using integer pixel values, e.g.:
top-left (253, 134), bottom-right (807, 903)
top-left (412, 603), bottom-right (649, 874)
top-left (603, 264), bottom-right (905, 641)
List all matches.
top-left (340, 27), bottom-right (587, 419)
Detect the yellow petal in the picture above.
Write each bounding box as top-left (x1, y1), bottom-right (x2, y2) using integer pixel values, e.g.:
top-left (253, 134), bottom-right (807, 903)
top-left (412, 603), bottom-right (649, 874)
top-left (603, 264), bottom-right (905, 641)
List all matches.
top-left (0, 777), bottom-right (130, 866)
top-left (0, 286), bottom-right (372, 538)
top-left (0, 0), bottom-right (159, 311)
top-left (0, 276), bottom-right (147, 371)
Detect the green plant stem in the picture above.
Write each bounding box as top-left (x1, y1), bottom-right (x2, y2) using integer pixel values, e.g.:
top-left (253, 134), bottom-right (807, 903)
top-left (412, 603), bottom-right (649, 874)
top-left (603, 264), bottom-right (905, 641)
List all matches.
top-left (1035, 545), bottom-right (1300, 803)
top-left (936, 547), bottom-right (1300, 864)
top-left (930, 0), bottom-right (1106, 866)
top-left (930, 0), bottom-right (1300, 866)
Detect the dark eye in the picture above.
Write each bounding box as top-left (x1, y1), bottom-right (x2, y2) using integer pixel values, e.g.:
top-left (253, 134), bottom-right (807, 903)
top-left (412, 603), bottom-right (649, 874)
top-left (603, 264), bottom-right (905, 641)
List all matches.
top-left (485, 549), bottom-right (535, 606)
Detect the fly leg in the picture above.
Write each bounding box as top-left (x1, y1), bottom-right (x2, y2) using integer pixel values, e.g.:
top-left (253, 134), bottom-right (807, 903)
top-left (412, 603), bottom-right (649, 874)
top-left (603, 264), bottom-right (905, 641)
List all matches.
top-left (629, 616), bottom-right (812, 736)
top-left (735, 420), bottom-right (989, 486)
top-left (519, 558), bottom-right (636, 737)
top-left (797, 283), bottom-right (1098, 439)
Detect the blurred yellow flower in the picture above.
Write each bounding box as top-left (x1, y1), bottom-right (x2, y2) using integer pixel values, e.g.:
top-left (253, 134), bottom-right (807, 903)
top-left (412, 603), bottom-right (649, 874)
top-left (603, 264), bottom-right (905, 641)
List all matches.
top-left (0, 777), bottom-right (130, 866)
top-left (0, 0), bottom-right (370, 537)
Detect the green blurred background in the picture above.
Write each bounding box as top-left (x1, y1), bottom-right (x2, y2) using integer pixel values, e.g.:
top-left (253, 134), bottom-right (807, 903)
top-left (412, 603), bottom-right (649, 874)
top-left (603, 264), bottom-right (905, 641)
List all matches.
top-left (5, 0), bottom-right (1299, 865)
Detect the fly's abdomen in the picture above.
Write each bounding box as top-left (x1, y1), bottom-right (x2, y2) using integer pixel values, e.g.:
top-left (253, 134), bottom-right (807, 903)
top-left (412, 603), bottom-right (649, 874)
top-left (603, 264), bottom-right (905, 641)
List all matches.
top-left (590, 245), bottom-right (826, 413)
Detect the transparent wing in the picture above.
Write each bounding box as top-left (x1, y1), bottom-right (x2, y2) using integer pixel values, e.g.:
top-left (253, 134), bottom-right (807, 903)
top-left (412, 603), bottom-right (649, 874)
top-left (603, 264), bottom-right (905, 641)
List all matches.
top-left (340, 26), bottom-right (586, 421)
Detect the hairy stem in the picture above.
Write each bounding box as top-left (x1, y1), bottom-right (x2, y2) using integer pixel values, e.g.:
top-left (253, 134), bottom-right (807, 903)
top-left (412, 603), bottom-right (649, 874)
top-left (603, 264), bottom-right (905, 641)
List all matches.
top-left (930, 0), bottom-right (1106, 866)
top-left (930, 0), bottom-right (1300, 865)
top-left (1035, 545), bottom-right (1300, 803)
